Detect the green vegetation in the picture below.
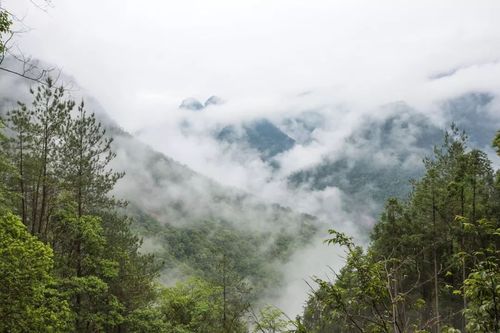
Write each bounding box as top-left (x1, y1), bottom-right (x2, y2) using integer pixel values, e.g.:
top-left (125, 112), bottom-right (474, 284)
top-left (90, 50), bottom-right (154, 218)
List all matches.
top-left (0, 78), bottom-right (313, 332)
top-left (133, 213), bottom-right (317, 298)
top-left (0, 9), bottom-right (11, 54)
top-left (0, 79), bottom-right (159, 332)
top-left (299, 126), bottom-right (500, 332)
top-left (0, 213), bottom-right (72, 332)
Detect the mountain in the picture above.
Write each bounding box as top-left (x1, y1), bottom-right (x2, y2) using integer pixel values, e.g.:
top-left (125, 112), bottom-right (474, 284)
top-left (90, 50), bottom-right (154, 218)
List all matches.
top-left (179, 95), bottom-right (224, 110)
top-left (179, 97), bottom-right (204, 111)
top-left (281, 111), bottom-right (325, 144)
top-left (0, 73), bottom-right (320, 299)
top-left (442, 92), bottom-right (497, 148)
top-left (204, 95), bottom-right (224, 107)
top-left (217, 119), bottom-right (295, 160)
top-left (288, 106), bottom-right (438, 213)
top-left (107, 125), bottom-right (319, 294)
top-left (287, 94), bottom-right (499, 216)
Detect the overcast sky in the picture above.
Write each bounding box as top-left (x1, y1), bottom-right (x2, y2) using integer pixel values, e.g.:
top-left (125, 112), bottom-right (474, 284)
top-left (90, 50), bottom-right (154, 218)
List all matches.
top-left (4, 0), bottom-right (500, 197)
top-left (5, 0), bottom-right (500, 130)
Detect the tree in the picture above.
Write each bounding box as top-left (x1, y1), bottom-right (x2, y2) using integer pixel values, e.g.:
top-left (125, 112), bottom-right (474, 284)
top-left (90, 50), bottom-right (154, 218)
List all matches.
top-left (52, 207), bottom-right (124, 331)
top-left (100, 211), bottom-right (160, 332)
top-left (6, 78), bottom-right (74, 237)
top-left (58, 100), bottom-right (123, 218)
top-left (125, 305), bottom-right (169, 333)
top-left (159, 277), bottom-right (225, 332)
top-left (0, 9), bottom-right (11, 58)
top-left (0, 212), bottom-right (72, 332)
top-left (253, 306), bottom-right (293, 333)
top-left (4, 80), bottom-right (159, 332)
top-left (0, 119), bottom-right (15, 211)
top-left (308, 229), bottom-right (430, 333)
top-left (493, 131), bottom-right (500, 156)
top-left (461, 217), bottom-right (500, 332)
top-left (300, 127), bottom-right (500, 333)
top-left (464, 262), bottom-right (500, 332)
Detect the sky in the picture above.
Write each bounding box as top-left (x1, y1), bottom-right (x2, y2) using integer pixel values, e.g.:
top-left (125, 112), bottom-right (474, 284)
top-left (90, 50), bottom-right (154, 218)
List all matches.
top-left (3, 0), bottom-right (500, 316)
top-left (5, 0), bottom-right (500, 130)
top-left (6, 0), bottom-right (500, 186)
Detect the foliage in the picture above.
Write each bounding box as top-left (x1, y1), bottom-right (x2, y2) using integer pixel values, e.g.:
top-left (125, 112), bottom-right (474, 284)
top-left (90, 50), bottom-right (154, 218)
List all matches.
top-left (493, 130), bottom-right (500, 156)
top-left (300, 127), bottom-right (500, 332)
top-left (0, 10), bottom-right (11, 54)
top-left (461, 218), bottom-right (500, 332)
top-left (464, 261), bottom-right (500, 332)
top-left (0, 213), bottom-right (72, 332)
top-left (125, 305), bottom-right (169, 333)
top-left (1, 80), bottom-right (160, 332)
top-left (253, 305), bottom-right (293, 333)
top-left (159, 277), bottom-right (227, 332)
top-left (139, 216), bottom-right (311, 303)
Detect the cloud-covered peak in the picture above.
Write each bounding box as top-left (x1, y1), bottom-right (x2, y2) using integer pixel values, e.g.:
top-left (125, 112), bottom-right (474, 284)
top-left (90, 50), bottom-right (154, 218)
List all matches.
top-left (179, 96), bottom-right (224, 111)
top-left (179, 97), bottom-right (204, 111)
top-left (204, 95), bottom-right (224, 107)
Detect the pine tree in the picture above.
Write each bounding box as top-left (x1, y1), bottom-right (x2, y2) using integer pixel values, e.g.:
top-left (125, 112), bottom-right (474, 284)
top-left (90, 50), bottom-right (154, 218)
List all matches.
top-left (6, 78), bottom-right (73, 238)
top-left (58, 100), bottom-right (123, 218)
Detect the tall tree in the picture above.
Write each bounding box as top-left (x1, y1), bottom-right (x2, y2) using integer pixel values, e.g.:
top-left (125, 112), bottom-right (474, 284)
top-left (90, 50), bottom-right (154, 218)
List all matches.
top-left (6, 78), bottom-right (73, 237)
top-left (0, 9), bottom-right (11, 59)
top-left (58, 101), bottom-right (123, 218)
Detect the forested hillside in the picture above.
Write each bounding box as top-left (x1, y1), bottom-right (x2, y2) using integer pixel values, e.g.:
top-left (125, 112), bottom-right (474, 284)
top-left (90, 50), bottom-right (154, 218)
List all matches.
top-left (0, 71), bottom-right (323, 311)
top-left (299, 127), bottom-right (500, 333)
top-left (0, 77), bottom-right (321, 332)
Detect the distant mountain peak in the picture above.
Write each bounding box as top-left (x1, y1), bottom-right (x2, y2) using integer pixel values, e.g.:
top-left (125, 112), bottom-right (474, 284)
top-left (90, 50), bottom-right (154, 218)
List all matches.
top-left (204, 95), bottom-right (224, 107)
top-left (179, 96), bottom-right (224, 111)
top-left (179, 97), bottom-right (204, 111)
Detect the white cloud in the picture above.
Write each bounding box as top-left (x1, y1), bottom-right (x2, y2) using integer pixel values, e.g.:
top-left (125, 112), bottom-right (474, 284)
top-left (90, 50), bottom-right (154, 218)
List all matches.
top-left (4, 0), bottom-right (500, 128)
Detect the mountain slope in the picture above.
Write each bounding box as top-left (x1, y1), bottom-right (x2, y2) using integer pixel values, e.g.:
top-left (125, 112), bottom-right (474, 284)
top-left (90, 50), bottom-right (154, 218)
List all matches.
top-left (287, 94), bottom-right (499, 215)
top-left (217, 119), bottom-right (295, 160)
top-left (0, 73), bottom-right (320, 300)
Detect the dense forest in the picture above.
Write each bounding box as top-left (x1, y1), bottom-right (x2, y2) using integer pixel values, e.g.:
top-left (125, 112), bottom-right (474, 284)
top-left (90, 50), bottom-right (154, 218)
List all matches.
top-left (2, 4), bottom-right (500, 333)
top-left (300, 127), bottom-right (500, 333)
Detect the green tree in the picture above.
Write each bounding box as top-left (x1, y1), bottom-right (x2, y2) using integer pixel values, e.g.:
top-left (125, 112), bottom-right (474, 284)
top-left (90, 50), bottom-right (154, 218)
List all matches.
top-left (253, 305), bottom-right (293, 333)
top-left (58, 100), bottom-right (123, 217)
top-left (311, 230), bottom-right (429, 333)
top-left (159, 277), bottom-right (225, 332)
top-left (4, 80), bottom-right (160, 332)
top-left (300, 127), bottom-right (500, 332)
top-left (0, 212), bottom-right (72, 332)
top-left (493, 131), bottom-right (500, 156)
top-left (52, 202), bottom-right (125, 331)
top-left (100, 211), bottom-right (160, 332)
top-left (461, 218), bottom-right (500, 332)
top-left (6, 78), bottom-right (74, 237)
top-left (0, 9), bottom-right (11, 56)
top-left (0, 119), bottom-right (14, 211)
top-left (125, 305), bottom-right (169, 333)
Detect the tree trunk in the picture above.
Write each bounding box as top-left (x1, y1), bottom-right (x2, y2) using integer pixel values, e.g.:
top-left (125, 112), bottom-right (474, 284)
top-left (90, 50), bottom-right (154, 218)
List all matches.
top-left (432, 189), bottom-right (440, 333)
top-left (461, 185), bottom-right (467, 332)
